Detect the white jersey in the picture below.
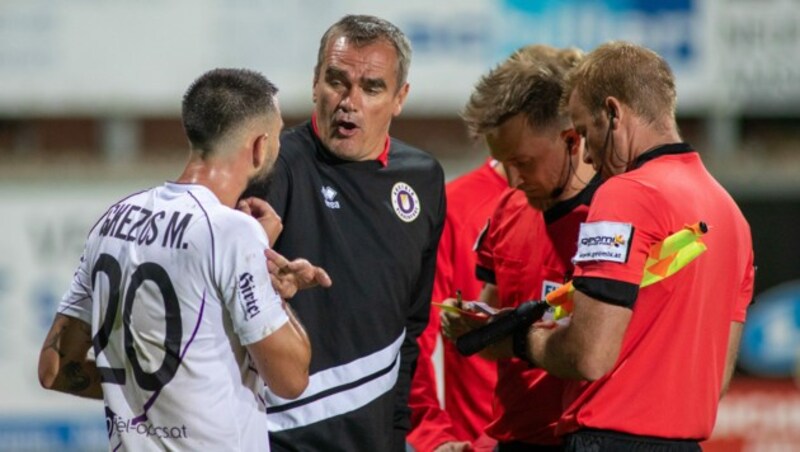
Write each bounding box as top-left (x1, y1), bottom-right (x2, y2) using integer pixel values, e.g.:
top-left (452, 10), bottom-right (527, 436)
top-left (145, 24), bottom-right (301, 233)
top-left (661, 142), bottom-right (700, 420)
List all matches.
top-left (58, 182), bottom-right (288, 452)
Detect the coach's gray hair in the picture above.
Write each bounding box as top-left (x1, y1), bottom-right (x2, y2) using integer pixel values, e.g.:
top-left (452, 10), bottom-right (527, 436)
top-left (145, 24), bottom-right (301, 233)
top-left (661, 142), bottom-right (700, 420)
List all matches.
top-left (314, 14), bottom-right (412, 90)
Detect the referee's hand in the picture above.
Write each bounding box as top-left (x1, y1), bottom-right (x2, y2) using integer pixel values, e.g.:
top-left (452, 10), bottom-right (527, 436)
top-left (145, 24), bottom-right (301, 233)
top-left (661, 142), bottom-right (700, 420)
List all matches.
top-left (440, 298), bottom-right (488, 342)
top-left (265, 248), bottom-right (333, 299)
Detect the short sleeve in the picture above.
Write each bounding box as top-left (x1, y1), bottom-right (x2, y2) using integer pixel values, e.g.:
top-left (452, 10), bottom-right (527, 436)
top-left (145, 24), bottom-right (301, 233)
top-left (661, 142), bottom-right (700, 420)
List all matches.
top-left (474, 217), bottom-right (496, 285)
top-left (572, 178), bottom-right (663, 306)
top-left (732, 251), bottom-right (755, 322)
top-left (217, 214), bottom-right (289, 345)
top-left (58, 249), bottom-right (94, 324)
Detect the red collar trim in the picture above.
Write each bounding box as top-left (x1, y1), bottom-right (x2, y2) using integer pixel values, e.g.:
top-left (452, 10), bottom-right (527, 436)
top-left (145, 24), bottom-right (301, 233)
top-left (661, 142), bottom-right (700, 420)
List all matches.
top-left (311, 112), bottom-right (390, 167)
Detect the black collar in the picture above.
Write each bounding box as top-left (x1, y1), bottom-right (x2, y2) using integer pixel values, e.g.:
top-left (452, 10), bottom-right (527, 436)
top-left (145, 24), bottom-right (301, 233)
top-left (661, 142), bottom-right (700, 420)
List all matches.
top-left (544, 173), bottom-right (603, 225)
top-left (631, 142), bottom-right (694, 170)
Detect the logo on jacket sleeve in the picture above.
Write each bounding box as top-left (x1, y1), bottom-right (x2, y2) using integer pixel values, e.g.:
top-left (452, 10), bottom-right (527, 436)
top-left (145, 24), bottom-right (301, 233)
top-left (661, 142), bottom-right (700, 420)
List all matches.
top-left (573, 221), bottom-right (633, 264)
top-left (391, 182), bottom-right (420, 222)
top-left (321, 185), bottom-right (340, 209)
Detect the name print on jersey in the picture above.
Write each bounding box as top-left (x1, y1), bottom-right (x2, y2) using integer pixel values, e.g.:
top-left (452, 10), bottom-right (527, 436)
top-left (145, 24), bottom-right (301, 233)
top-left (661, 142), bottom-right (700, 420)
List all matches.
top-left (238, 272), bottom-right (261, 320)
top-left (98, 203), bottom-right (193, 250)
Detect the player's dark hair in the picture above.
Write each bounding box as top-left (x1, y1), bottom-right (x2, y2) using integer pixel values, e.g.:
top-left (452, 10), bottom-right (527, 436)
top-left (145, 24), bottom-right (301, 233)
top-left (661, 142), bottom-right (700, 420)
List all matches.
top-left (182, 68), bottom-right (278, 157)
top-left (315, 14), bottom-right (412, 90)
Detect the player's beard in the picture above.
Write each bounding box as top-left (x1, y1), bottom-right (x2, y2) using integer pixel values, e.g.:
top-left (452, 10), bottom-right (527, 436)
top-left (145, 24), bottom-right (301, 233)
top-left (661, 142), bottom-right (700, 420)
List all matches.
top-left (526, 194), bottom-right (555, 212)
top-left (247, 164), bottom-right (274, 189)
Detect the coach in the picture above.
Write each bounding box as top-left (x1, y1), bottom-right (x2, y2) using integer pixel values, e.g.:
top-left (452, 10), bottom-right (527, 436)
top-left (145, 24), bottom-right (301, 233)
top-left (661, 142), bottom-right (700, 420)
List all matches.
top-left (245, 14), bottom-right (445, 452)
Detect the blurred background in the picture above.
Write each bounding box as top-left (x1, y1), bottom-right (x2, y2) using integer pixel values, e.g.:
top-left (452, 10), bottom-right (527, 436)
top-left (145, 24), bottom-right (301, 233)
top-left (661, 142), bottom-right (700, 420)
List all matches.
top-left (1, 0), bottom-right (799, 450)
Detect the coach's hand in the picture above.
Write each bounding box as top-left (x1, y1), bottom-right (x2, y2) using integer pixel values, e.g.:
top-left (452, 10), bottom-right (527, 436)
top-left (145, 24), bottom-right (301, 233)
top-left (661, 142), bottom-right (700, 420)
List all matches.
top-left (238, 197), bottom-right (282, 246)
top-left (266, 249), bottom-right (332, 299)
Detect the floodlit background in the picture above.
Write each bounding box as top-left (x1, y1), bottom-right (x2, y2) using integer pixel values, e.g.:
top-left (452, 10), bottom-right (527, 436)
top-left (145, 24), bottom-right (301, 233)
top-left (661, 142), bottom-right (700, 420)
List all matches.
top-left (1, 1), bottom-right (798, 450)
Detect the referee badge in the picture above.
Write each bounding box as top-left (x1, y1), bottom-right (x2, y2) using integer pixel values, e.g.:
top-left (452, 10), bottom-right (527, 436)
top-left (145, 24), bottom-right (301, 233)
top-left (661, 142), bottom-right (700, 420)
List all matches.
top-left (391, 182), bottom-right (420, 222)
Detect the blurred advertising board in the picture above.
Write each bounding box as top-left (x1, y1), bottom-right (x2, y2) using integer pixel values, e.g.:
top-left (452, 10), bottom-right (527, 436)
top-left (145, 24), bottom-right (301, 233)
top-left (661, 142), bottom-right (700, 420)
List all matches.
top-left (2, 0), bottom-right (797, 116)
top-left (705, 377), bottom-right (800, 451)
top-left (705, 280), bottom-right (800, 450)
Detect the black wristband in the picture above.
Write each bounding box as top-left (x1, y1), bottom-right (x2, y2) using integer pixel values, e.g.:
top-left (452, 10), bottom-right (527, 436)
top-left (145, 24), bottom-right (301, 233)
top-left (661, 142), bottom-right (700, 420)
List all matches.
top-left (512, 324), bottom-right (533, 365)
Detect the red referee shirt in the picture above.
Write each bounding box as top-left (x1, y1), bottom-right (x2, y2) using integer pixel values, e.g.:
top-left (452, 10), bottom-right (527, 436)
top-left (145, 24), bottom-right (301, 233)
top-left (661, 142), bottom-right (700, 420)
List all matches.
top-left (475, 181), bottom-right (595, 445)
top-left (565, 144), bottom-right (754, 440)
top-left (408, 159), bottom-right (507, 451)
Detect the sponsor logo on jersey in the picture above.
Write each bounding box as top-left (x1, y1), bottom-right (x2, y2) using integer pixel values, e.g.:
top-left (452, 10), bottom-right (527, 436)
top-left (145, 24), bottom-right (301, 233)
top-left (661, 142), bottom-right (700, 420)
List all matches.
top-left (391, 182), bottom-right (420, 223)
top-left (107, 414), bottom-right (188, 439)
top-left (573, 221), bottom-right (633, 264)
top-left (320, 186), bottom-right (340, 209)
top-left (238, 272), bottom-right (261, 320)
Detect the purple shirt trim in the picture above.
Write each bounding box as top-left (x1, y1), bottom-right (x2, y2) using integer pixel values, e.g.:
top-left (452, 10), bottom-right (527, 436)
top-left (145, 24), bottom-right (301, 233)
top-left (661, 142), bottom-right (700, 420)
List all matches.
top-left (131, 290), bottom-right (207, 425)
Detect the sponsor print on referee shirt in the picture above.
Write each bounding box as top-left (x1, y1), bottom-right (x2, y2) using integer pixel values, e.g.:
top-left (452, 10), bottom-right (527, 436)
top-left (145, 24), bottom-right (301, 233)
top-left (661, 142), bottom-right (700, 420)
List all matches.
top-left (391, 182), bottom-right (420, 222)
top-left (573, 221), bottom-right (633, 264)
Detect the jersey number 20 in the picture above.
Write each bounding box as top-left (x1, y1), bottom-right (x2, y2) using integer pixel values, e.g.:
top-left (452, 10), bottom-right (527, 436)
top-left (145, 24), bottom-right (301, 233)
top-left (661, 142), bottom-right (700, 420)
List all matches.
top-left (91, 253), bottom-right (182, 392)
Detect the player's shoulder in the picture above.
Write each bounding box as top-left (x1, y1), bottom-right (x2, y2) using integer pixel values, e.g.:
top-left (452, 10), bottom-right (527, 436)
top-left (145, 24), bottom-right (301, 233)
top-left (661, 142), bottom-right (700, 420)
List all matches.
top-left (207, 205), bottom-right (265, 238)
top-left (199, 208), bottom-right (268, 261)
top-left (155, 184), bottom-right (267, 243)
top-left (86, 187), bottom-right (154, 237)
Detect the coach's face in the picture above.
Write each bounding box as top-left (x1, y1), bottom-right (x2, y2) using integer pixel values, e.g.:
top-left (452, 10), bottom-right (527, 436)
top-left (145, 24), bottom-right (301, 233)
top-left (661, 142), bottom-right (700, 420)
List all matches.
top-left (312, 35), bottom-right (409, 161)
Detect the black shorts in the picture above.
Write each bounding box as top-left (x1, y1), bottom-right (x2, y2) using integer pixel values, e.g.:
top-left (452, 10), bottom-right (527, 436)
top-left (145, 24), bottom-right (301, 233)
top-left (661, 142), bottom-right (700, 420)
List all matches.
top-left (564, 429), bottom-right (700, 452)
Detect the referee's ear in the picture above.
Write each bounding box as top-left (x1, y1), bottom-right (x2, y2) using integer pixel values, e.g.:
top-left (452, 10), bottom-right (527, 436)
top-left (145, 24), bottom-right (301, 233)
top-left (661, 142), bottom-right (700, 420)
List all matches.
top-left (561, 128), bottom-right (581, 156)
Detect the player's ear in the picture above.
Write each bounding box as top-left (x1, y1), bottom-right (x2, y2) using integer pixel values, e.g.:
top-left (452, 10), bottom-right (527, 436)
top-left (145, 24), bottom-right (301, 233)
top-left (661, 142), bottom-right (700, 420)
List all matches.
top-left (252, 133), bottom-right (267, 169)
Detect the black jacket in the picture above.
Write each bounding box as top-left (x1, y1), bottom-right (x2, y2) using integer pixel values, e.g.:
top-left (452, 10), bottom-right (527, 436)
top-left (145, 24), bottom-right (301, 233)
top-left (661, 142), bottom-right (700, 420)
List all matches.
top-left (245, 121), bottom-right (445, 452)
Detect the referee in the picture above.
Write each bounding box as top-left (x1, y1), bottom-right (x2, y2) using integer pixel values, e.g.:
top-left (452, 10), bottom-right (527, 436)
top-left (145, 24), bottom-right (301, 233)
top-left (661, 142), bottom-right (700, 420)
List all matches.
top-left (520, 42), bottom-right (755, 451)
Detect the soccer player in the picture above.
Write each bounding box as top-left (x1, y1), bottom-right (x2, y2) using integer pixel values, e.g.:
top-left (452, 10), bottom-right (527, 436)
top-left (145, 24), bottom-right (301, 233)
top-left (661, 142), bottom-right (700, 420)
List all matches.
top-left (408, 158), bottom-right (507, 452)
top-left (243, 15), bottom-right (446, 451)
top-left (37, 68), bottom-right (331, 451)
top-left (442, 45), bottom-right (598, 451)
top-left (521, 41), bottom-right (755, 450)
